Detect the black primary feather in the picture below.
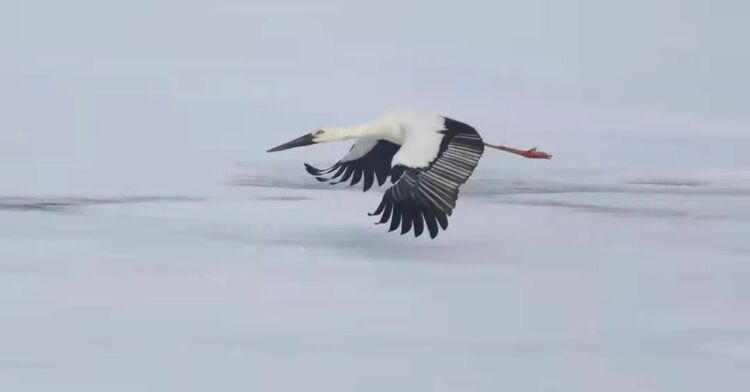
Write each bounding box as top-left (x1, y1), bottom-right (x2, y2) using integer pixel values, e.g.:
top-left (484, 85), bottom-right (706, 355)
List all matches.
top-left (304, 140), bottom-right (401, 192)
top-left (369, 117), bottom-right (485, 239)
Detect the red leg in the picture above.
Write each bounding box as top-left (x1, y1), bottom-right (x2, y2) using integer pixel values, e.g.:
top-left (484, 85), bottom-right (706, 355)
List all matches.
top-left (485, 144), bottom-right (552, 159)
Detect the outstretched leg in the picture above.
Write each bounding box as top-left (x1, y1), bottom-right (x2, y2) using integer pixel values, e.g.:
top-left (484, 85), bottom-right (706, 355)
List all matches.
top-left (484, 143), bottom-right (552, 159)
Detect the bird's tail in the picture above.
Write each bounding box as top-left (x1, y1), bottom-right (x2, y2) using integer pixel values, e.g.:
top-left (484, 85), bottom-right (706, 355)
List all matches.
top-left (484, 142), bottom-right (552, 159)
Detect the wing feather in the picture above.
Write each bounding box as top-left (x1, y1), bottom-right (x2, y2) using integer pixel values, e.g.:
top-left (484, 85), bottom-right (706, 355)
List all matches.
top-left (305, 139), bottom-right (401, 192)
top-left (368, 117), bottom-right (484, 238)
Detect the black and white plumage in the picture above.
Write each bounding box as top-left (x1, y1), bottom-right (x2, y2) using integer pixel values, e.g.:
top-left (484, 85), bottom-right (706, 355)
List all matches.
top-left (367, 119), bottom-right (484, 238)
top-left (267, 109), bottom-right (549, 239)
top-left (304, 139), bottom-right (401, 191)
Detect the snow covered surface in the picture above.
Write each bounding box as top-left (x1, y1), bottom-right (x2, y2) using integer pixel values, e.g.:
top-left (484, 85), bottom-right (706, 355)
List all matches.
top-left (2, 170), bottom-right (749, 391)
top-left (2, 1), bottom-right (749, 390)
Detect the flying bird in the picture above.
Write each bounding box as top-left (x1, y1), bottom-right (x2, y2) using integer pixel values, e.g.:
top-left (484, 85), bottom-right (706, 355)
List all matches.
top-left (267, 109), bottom-right (551, 239)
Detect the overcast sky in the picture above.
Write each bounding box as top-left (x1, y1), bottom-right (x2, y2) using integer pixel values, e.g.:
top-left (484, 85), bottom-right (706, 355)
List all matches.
top-left (1, 0), bottom-right (748, 194)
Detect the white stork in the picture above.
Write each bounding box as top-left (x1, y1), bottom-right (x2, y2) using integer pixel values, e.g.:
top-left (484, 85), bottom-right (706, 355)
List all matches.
top-left (267, 109), bottom-right (551, 239)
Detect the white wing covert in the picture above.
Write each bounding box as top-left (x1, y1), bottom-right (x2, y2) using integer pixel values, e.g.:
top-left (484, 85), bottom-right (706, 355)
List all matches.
top-left (369, 118), bottom-right (485, 238)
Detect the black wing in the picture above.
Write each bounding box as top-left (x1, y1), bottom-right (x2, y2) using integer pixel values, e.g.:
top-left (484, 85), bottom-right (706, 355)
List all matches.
top-left (369, 118), bottom-right (485, 238)
top-left (305, 139), bottom-right (401, 192)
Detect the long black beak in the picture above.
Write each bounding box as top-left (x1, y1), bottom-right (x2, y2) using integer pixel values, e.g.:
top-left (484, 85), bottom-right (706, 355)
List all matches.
top-left (266, 134), bottom-right (316, 153)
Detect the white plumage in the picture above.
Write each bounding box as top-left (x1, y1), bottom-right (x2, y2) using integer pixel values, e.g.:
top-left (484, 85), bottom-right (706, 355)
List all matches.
top-left (267, 108), bottom-right (551, 239)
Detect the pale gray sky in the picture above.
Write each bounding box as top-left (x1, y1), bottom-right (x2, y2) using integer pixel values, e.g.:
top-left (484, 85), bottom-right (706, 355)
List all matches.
top-left (1, 0), bottom-right (748, 194)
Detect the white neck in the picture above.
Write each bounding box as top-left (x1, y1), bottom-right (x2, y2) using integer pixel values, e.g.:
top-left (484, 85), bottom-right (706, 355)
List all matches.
top-left (318, 123), bottom-right (385, 142)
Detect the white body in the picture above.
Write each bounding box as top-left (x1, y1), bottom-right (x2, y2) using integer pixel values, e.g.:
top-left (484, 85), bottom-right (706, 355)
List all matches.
top-left (318, 109), bottom-right (450, 169)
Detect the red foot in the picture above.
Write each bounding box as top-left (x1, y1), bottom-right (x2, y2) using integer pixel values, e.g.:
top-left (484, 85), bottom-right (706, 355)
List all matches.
top-left (520, 147), bottom-right (552, 159)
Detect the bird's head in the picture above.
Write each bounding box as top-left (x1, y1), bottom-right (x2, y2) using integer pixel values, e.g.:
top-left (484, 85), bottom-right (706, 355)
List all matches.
top-left (266, 128), bottom-right (357, 153)
top-left (266, 130), bottom-right (327, 153)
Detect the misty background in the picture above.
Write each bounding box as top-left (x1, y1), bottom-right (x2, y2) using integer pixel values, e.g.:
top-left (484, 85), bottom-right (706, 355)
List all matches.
top-left (3, 2), bottom-right (750, 391)
top-left (1, 0), bottom-right (747, 196)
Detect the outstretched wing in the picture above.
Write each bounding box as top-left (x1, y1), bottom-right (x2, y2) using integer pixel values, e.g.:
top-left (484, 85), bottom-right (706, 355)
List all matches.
top-left (369, 118), bottom-right (484, 238)
top-left (305, 138), bottom-right (401, 192)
